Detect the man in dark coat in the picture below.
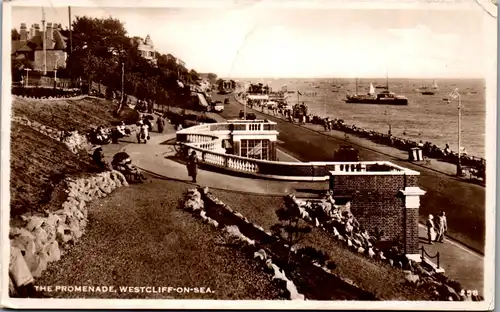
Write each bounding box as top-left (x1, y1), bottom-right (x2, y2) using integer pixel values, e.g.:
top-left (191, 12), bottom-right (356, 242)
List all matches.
top-left (187, 151), bottom-right (199, 183)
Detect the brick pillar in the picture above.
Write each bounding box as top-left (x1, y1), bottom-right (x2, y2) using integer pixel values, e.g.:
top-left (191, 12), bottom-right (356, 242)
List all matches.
top-left (400, 186), bottom-right (426, 262)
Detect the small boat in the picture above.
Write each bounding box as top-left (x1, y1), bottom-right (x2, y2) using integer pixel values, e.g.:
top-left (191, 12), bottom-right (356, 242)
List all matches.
top-left (421, 90), bottom-right (436, 95)
top-left (431, 80), bottom-right (438, 89)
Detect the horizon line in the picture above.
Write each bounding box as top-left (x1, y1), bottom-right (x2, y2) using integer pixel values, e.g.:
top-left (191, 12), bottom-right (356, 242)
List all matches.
top-left (219, 76), bottom-right (486, 80)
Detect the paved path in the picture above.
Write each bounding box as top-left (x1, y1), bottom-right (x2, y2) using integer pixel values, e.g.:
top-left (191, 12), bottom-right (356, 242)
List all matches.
top-left (113, 120), bottom-right (483, 293)
top-left (214, 94), bottom-right (486, 255)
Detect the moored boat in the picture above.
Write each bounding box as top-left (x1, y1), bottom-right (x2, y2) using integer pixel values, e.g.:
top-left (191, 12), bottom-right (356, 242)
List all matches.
top-left (344, 79), bottom-right (408, 105)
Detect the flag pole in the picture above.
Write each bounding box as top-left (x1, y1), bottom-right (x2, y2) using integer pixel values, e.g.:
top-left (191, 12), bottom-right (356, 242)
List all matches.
top-left (68, 6), bottom-right (73, 55)
top-left (42, 7), bottom-right (47, 75)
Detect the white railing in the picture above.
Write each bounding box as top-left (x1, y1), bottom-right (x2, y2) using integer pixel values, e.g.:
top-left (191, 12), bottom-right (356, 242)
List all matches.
top-left (177, 121), bottom-right (421, 179)
top-left (177, 121), bottom-right (277, 135)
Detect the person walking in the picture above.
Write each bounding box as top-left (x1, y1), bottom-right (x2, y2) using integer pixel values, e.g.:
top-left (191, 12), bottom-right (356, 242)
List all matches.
top-left (156, 116), bottom-right (165, 133)
top-left (435, 211), bottom-right (448, 243)
top-left (187, 151), bottom-right (199, 183)
top-left (426, 214), bottom-right (436, 244)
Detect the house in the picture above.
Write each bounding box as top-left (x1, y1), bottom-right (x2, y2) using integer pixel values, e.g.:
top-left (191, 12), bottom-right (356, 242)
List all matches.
top-left (12, 22), bottom-right (68, 72)
top-left (133, 35), bottom-right (157, 65)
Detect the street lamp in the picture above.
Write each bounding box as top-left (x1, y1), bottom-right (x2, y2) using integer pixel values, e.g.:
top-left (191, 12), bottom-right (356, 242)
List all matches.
top-left (24, 68), bottom-right (32, 87)
top-left (448, 88), bottom-right (462, 176)
top-left (54, 54), bottom-right (60, 89)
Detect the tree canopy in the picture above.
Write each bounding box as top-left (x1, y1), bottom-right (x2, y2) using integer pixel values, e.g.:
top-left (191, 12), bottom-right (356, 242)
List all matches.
top-left (65, 15), bottom-right (205, 107)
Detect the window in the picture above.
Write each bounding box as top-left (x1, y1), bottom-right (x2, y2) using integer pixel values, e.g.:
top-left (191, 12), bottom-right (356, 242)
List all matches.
top-left (240, 139), bottom-right (269, 160)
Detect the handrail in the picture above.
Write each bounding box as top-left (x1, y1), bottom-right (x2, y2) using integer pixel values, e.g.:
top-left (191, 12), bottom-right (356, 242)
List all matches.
top-left (420, 246), bottom-right (440, 269)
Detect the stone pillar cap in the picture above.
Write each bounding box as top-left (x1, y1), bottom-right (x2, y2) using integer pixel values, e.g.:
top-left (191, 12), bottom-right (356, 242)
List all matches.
top-left (400, 186), bottom-right (426, 196)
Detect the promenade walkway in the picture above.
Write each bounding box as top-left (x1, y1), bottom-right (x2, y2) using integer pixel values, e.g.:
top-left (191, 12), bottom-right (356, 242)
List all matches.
top-left (215, 94), bottom-right (486, 255)
top-left (111, 120), bottom-right (483, 293)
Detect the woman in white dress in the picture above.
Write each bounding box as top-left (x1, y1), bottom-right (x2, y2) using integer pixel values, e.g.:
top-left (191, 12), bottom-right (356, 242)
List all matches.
top-left (426, 214), bottom-right (436, 244)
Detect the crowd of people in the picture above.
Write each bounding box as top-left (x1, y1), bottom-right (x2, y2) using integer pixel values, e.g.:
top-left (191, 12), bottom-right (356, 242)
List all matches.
top-left (309, 116), bottom-right (485, 179)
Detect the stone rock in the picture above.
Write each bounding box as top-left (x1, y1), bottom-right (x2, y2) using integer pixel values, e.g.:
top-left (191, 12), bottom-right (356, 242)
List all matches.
top-left (56, 224), bottom-right (73, 244)
top-left (25, 216), bottom-right (45, 232)
top-left (405, 272), bottom-right (420, 284)
top-left (10, 228), bottom-right (35, 251)
top-left (44, 241), bottom-right (61, 262)
top-left (9, 246), bottom-right (34, 287)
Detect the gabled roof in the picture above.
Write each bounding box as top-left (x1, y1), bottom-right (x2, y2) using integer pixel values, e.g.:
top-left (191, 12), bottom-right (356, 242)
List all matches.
top-left (13, 28), bottom-right (67, 52)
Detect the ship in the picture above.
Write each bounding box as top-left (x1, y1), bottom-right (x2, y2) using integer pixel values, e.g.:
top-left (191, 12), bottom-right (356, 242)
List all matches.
top-left (420, 80), bottom-right (438, 95)
top-left (344, 79), bottom-right (408, 106)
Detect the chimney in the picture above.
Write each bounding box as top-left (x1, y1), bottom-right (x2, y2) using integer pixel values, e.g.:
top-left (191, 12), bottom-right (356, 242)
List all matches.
top-left (46, 22), bottom-right (53, 49)
top-left (34, 24), bottom-right (40, 37)
top-left (19, 23), bottom-right (27, 41)
top-left (29, 24), bottom-right (35, 40)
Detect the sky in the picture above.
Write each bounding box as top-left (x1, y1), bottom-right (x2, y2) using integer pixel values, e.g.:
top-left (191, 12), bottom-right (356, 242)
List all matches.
top-left (9, 1), bottom-right (495, 79)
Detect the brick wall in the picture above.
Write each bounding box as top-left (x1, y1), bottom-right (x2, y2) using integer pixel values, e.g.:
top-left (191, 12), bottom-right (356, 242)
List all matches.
top-left (405, 206), bottom-right (420, 254)
top-left (331, 174), bottom-right (415, 248)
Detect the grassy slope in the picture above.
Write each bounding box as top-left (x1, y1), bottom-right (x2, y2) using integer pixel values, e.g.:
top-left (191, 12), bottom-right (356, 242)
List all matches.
top-left (10, 97), bottom-right (137, 218)
top-left (10, 123), bottom-right (98, 217)
top-left (12, 96), bottom-right (137, 131)
top-left (209, 189), bottom-right (435, 301)
top-left (36, 180), bottom-right (282, 300)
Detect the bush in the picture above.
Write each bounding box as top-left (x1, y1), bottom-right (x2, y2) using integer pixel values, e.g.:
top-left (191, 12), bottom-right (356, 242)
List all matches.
top-left (296, 246), bottom-right (330, 266)
top-left (12, 86), bottom-right (82, 99)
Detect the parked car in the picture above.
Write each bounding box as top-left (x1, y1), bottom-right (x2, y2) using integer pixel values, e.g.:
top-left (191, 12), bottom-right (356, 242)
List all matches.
top-left (333, 145), bottom-right (360, 161)
top-left (224, 97), bottom-right (230, 105)
top-left (213, 101), bottom-right (224, 112)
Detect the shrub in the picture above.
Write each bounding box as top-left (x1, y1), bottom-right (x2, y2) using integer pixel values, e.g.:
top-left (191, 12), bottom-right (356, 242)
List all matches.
top-left (296, 246), bottom-right (330, 266)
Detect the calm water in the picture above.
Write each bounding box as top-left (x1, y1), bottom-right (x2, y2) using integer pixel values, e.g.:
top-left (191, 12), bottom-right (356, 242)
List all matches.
top-left (241, 78), bottom-right (486, 158)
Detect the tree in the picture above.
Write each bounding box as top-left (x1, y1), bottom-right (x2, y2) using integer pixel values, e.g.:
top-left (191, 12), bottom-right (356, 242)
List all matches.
top-left (11, 29), bottom-right (20, 41)
top-left (189, 69), bottom-right (199, 82)
top-left (206, 73), bottom-right (217, 83)
top-left (11, 55), bottom-right (33, 82)
top-left (271, 194), bottom-right (312, 264)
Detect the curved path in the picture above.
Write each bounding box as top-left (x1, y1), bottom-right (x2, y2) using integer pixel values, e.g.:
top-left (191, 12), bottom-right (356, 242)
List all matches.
top-left (114, 121), bottom-right (483, 293)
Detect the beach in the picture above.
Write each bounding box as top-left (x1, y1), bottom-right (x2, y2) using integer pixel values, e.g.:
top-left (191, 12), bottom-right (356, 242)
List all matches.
top-left (240, 78), bottom-right (486, 158)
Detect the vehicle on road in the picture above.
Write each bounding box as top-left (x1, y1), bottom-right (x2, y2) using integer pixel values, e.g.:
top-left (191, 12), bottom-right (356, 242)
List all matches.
top-left (224, 97), bottom-right (230, 105)
top-left (333, 145), bottom-right (360, 161)
top-left (213, 101), bottom-right (224, 112)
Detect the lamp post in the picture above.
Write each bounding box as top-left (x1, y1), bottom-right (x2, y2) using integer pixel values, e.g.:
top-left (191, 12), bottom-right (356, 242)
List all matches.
top-left (448, 88), bottom-right (462, 176)
top-left (24, 68), bottom-right (32, 87)
top-left (54, 55), bottom-right (60, 89)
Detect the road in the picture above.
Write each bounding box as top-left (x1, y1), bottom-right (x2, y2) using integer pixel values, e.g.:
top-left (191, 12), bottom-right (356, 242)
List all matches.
top-left (213, 93), bottom-right (486, 254)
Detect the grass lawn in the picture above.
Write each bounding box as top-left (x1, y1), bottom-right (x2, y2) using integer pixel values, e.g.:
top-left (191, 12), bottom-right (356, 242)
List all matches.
top-left (12, 96), bottom-right (138, 131)
top-left (35, 179), bottom-right (283, 299)
top-left (9, 97), bottom-right (138, 218)
top-left (9, 123), bottom-right (100, 218)
top-left (209, 189), bottom-right (435, 301)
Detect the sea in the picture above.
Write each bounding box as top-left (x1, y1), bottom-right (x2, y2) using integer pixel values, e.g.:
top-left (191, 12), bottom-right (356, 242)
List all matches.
top-left (239, 78), bottom-right (487, 159)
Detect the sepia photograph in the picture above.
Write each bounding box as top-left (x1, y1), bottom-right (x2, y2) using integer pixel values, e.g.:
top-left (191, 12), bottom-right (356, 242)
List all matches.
top-left (2, 0), bottom-right (497, 309)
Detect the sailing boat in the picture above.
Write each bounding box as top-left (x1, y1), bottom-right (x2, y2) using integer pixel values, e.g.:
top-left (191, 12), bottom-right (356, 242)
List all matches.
top-left (331, 79), bottom-right (340, 92)
top-left (421, 80), bottom-right (438, 95)
top-left (368, 83), bottom-right (375, 95)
